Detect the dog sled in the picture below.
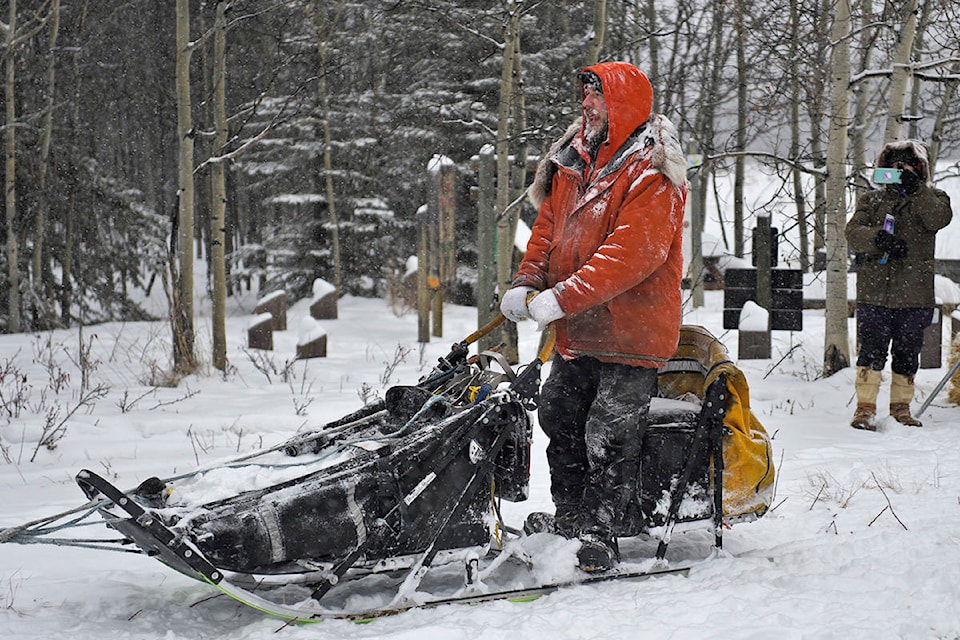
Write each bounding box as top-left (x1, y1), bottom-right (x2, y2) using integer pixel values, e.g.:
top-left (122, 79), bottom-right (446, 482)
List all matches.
top-left (2, 321), bottom-right (775, 622)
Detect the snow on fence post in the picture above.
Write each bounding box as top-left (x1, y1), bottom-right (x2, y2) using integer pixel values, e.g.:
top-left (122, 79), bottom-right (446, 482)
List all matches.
top-left (296, 317), bottom-right (328, 359)
top-left (737, 300), bottom-right (771, 360)
top-left (254, 290), bottom-right (287, 331)
top-left (248, 312), bottom-right (274, 350)
top-left (309, 278), bottom-right (338, 320)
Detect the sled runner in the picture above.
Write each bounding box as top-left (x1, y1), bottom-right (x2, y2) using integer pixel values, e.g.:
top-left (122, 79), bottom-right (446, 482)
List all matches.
top-left (3, 322), bottom-right (775, 622)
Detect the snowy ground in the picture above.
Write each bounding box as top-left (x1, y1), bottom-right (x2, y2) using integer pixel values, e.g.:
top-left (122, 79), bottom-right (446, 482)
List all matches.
top-left (2, 286), bottom-right (960, 639)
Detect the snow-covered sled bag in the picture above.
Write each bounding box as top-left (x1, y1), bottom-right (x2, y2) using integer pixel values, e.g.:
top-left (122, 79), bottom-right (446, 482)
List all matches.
top-left (656, 324), bottom-right (776, 520)
top-left (175, 393), bottom-right (530, 572)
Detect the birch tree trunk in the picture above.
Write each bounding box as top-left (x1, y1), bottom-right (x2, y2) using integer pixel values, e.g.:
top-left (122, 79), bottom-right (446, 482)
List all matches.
top-left (883, 0), bottom-right (918, 142)
top-left (583, 0), bottom-right (606, 66)
top-left (4, 0), bottom-right (21, 333)
top-left (849, 0), bottom-right (878, 192)
top-left (495, 0), bottom-right (522, 362)
top-left (928, 63), bottom-right (959, 170)
top-left (32, 0), bottom-right (60, 313)
top-left (734, 0), bottom-right (746, 268)
top-left (643, 0), bottom-right (659, 113)
top-left (809, 0), bottom-right (831, 265)
top-left (319, 68), bottom-right (342, 296)
top-left (822, 0), bottom-right (852, 377)
top-left (61, 0), bottom-right (87, 326)
top-left (306, 1), bottom-right (346, 297)
top-left (210, 0), bottom-right (228, 371)
top-left (174, 0), bottom-right (196, 373)
top-left (788, 0), bottom-right (809, 272)
top-left (906, 0), bottom-right (932, 141)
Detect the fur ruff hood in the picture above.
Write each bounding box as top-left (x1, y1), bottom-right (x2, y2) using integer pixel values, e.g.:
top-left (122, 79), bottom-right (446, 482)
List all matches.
top-left (875, 139), bottom-right (932, 185)
top-left (527, 113), bottom-right (687, 210)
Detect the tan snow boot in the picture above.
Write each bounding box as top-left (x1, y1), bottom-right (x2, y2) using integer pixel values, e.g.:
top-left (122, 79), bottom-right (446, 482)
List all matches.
top-left (851, 403), bottom-right (877, 431)
top-left (851, 367), bottom-right (881, 431)
top-left (890, 373), bottom-right (922, 427)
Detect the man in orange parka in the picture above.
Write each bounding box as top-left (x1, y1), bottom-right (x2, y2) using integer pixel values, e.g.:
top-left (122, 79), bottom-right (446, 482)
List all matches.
top-left (500, 62), bottom-right (688, 571)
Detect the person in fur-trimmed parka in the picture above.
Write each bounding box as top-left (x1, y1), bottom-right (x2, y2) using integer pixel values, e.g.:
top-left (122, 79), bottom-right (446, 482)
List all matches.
top-left (499, 61), bottom-right (688, 572)
top-left (845, 140), bottom-right (952, 430)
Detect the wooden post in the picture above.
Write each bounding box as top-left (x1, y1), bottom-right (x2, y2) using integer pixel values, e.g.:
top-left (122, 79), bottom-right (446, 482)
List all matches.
top-left (920, 305), bottom-right (942, 369)
top-left (426, 155), bottom-right (455, 339)
top-left (417, 204), bottom-right (430, 343)
top-left (477, 145), bottom-right (498, 352)
top-left (752, 215), bottom-right (773, 357)
top-left (688, 151), bottom-right (705, 307)
top-left (437, 159), bottom-right (456, 299)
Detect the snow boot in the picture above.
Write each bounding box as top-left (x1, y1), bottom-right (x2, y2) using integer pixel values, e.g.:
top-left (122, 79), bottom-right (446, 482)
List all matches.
top-left (851, 367), bottom-right (881, 431)
top-left (889, 403), bottom-right (921, 426)
top-left (890, 373), bottom-right (922, 426)
top-left (850, 403), bottom-right (877, 431)
top-left (576, 533), bottom-right (619, 573)
top-left (523, 508), bottom-right (579, 538)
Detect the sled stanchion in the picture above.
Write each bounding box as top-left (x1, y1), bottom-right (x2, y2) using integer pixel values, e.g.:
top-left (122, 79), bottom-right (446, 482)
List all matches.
top-left (462, 313), bottom-right (507, 347)
top-left (916, 356), bottom-right (960, 418)
top-left (655, 375), bottom-right (727, 561)
top-left (310, 545), bottom-right (368, 602)
top-left (510, 325), bottom-right (556, 408)
top-left (417, 314), bottom-right (508, 390)
top-left (536, 324), bottom-right (557, 363)
top-left (291, 319), bottom-right (514, 458)
top-left (711, 386), bottom-right (726, 551)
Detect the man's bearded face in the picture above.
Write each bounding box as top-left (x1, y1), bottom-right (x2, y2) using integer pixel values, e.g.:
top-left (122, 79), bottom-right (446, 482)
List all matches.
top-left (582, 86), bottom-right (608, 146)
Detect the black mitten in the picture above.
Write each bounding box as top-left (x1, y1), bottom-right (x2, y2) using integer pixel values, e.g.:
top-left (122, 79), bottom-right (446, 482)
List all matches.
top-left (875, 230), bottom-right (908, 260)
top-left (900, 167), bottom-right (920, 193)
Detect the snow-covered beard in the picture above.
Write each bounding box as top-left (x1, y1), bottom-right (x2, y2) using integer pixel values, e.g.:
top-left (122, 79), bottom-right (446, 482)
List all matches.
top-left (583, 120), bottom-right (608, 158)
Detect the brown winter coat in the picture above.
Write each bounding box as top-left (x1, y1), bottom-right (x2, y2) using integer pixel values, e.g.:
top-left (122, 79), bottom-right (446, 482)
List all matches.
top-left (512, 62), bottom-right (688, 367)
top-left (846, 184), bottom-right (952, 308)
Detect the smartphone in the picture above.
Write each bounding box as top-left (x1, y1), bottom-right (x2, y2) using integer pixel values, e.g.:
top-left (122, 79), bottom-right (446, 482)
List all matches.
top-left (877, 213), bottom-right (895, 265)
top-left (873, 168), bottom-right (903, 184)
top-left (882, 213), bottom-right (895, 233)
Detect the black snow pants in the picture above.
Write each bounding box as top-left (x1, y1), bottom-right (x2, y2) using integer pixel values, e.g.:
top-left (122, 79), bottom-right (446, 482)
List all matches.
top-left (538, 355), bottom-right (658, 539)
top-left (855, 303), bottom-right (933, 376)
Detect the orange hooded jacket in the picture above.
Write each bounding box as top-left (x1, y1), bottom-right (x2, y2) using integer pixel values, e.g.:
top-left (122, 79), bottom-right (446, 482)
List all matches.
top-left (513, 62), bottom-right (688, 367)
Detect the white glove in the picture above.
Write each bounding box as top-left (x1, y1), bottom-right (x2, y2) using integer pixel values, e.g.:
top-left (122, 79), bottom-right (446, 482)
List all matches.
top-left (527, 288), bottom-right (565, 330)
top-left (500, 286), bottom-right (535, 322)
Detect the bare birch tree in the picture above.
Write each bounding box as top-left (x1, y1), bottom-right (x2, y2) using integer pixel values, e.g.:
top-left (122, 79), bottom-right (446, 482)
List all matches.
top-left (583, 0), bottom-right (606, 66)
top-left (173, 0), bottom-right (197, 373)
top-left (822, 0), bottom-right (852, 376)
top-left (733, 0), bottom-right (747, 264)
top-left (882, 0), bottom-right (919, 143)
top-left (494, 0), bottom-right (523, 362)
top-left (210, 0), bottom-right (229, 371)
top-left (3, 0), bottom-right (21, 333)
top-left (31, 0), bottom-right (60, 320)
top-left (928, 62), bottom-right (959, 170)
top-left (2, 1), bottom-right (52, 332)
top-left (788, 0), bottom-right (809, 272)
top-left (305, 1), bottom-right (347, 298)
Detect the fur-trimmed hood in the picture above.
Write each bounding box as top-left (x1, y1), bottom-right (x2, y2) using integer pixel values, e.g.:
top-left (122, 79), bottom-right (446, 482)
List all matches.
top-left (528, 113), bottom-right (687, 210)
top-left (875, 139), bottom-right (931, 184)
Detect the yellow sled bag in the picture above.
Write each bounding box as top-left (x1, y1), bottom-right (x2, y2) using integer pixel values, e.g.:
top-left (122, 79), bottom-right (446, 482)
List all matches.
top-left (658, 325), bottom-right (776, 520)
